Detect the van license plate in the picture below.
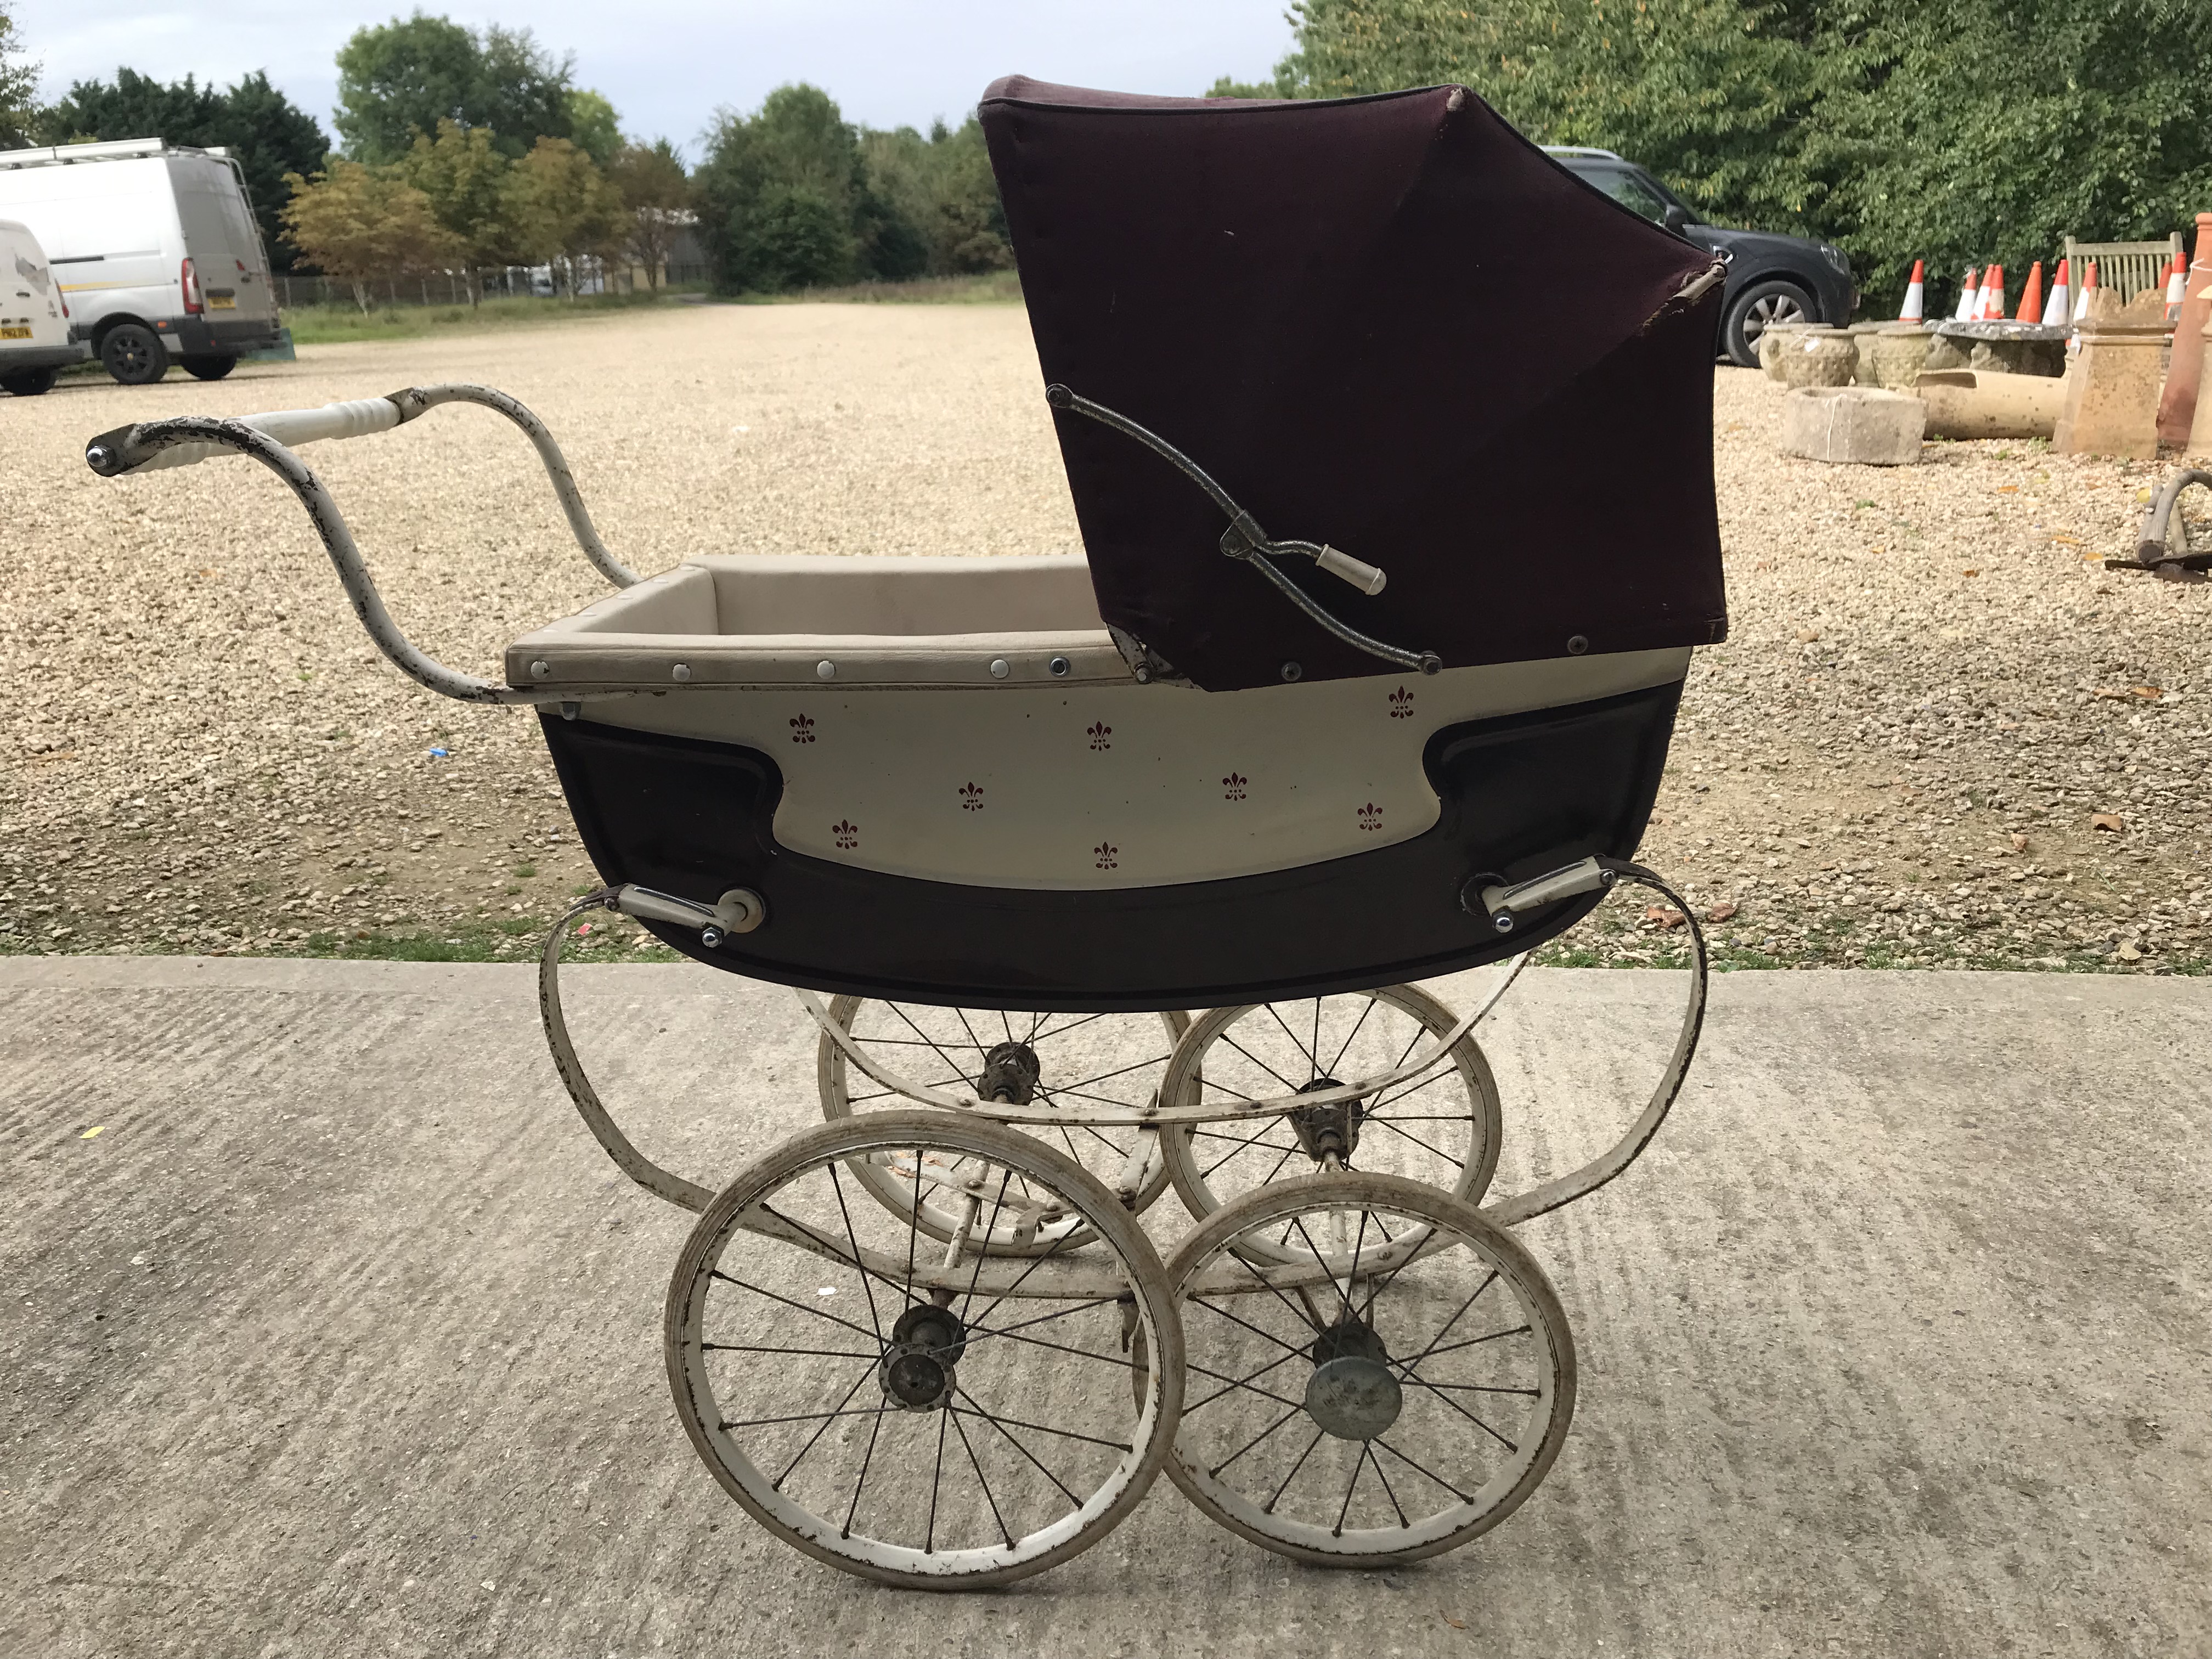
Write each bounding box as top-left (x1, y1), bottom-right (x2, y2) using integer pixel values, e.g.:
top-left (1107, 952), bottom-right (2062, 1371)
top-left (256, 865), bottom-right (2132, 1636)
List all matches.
top-left (208, 296), bottom-right (236, 309)
top-left (0, 326), bottom-right (30, 339)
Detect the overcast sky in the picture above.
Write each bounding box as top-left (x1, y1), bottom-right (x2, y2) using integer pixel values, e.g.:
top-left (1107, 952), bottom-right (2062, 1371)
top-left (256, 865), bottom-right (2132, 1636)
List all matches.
top-left (11, 1), bottom-right (1297, 154)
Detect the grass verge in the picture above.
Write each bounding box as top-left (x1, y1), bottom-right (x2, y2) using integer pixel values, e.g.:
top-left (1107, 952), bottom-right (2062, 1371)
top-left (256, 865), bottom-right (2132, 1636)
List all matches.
top-left (281, 286), bottom-right (710, 346)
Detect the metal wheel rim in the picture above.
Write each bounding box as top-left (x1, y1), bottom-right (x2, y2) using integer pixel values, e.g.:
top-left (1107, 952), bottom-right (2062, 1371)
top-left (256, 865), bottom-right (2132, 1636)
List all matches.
top-left (819, 996), bottom-right (1188, 1249)
top-left (1743, 291), bottom-right (1807, 342)
top-left (666, 1109), bottom-right (1185, 1588)
top-left (1157, 985), bottom-right (1502, 1255)
top-left (1159, 1170), bottom-right (1573, 1566)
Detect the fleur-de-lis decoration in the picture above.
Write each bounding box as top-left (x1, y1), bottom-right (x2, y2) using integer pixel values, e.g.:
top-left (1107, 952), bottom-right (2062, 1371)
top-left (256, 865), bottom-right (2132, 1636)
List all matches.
top-left (1094, 842), bottom-right (1118, 870)
top-left (789, 713), bottom-right (816, 743)
top-left (1387, 686), bottom-right (1414, 719)
top-left (1222, 772), bottom-right (1247, 801)
top-left (959, 782), bottom-right (984, 811)
top-left (1087, 721), bottom-right (1113, 751)
top-left (1357, 803), bottom-right (1383, 832)
top-left (832, 819), bottom-right (859, 849)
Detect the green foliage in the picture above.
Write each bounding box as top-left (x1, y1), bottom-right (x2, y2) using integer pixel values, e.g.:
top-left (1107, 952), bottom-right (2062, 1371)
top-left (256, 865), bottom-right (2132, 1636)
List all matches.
top-left (1215, 0), bottom-right (2212, 313)
top-left (563, 87), bottom-right (620, 165)
top-left (279, 160), bottom-right (455, 309)
top-left (503, 135), bottom-right (625, 294)
top-left (697, 84), bottom-right (1009, 295)
top-left (37, 67), bottom-right (329, 269)
top-left (334, 14), bottom-right (584, 163)
top-left (0, 4), bottom-right (39, 150)
top-left (396, 117), bottom-right (513, 282)
top-left (605, 138), bottom-right (691, 286)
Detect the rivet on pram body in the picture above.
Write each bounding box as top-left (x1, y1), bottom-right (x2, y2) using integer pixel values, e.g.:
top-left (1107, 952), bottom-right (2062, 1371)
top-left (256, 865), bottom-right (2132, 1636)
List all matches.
top-left (88, 75), bottom-right (1730, 1588)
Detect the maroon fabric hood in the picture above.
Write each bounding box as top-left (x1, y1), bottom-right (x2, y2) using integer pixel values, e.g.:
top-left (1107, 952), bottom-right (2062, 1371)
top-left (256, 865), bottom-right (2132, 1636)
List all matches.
top-left (979, 76), bottom-right (1728, 691)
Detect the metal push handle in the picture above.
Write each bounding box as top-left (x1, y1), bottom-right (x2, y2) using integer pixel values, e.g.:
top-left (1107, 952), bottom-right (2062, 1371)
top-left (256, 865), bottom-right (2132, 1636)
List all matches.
top-left (82, 384), bottom-right (637, 705)
top-left (1042, 384), bottom-right (1441, 675)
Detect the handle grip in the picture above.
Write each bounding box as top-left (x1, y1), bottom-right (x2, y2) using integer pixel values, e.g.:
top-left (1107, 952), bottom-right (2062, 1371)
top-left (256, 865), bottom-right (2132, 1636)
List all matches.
top-left (1314, 544), bottom-right (1388, 595)
top-left (88, 397), bottom-right (403, 475)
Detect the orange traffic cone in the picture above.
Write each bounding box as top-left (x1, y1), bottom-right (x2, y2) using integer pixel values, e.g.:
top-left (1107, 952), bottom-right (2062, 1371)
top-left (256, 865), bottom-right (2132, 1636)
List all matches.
top-left (1899, 259), bottom-right (1926, 321)
top-left (2042, 258), bottom-right (2070, 325)
top-left (2015, 261), bottom-right (2044, 325)
top-left (1980, 264), bottom-right (2006, 320)
top-left (2157, 215), bottom-right (2212, 446)
top-left (2168, 253), bottom-right (2188, 319)
top-left (1954, 266), bottom-right (1980, 321)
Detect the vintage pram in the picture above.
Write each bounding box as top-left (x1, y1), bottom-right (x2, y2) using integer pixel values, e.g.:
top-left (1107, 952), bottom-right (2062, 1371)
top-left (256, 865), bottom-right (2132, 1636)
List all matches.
top-left (83, 78), bottom-right (1729, 1588)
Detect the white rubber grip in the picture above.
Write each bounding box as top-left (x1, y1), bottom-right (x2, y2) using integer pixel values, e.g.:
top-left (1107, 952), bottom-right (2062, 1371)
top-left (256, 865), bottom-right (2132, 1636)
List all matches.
top-left (1316, 544), bottom-right (1388, 595)
top-left (127, 396), bottom-right (404, 472)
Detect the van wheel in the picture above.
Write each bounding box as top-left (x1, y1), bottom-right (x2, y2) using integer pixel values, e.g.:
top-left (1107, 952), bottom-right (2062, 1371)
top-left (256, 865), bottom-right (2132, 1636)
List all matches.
top-left (181, 355), bottom-right (236, 381)
top-left (0, 365), bottom-right (59, 396)
top-left (101, 324), bottom-right (169, 385)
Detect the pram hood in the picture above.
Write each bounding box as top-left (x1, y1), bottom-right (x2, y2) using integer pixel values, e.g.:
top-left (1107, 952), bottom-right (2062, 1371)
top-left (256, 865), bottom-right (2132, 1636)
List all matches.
top-left (980, 77), bottom-right (1728, 693)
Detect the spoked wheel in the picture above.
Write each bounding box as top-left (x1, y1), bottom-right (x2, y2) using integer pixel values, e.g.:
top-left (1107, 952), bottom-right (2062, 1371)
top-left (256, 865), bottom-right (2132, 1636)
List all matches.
top-left (1157, 986), bottom-right (1502, 1251)
top-left (1157, 1171), bottom-right (1573, 1567)
top-left (819, 997), bottom-right (1189, 1240)
top-left (667, 1110), bottom-right (1185, 1589)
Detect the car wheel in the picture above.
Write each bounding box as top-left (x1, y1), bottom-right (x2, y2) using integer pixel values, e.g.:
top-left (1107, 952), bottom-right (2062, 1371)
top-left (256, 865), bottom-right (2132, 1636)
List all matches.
top-left (181, 355), bottom-right (237, 381)
top-left (0, 365), bottom-right (60, 396)
top-left (101, 324), bottom-right (169, 385)
top-left (1722, 278), bottom-right (1814, 369)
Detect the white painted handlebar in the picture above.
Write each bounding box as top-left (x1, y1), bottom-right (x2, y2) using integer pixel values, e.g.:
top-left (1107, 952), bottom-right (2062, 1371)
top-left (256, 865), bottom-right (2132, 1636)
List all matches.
top-left (118, 396), bottom-right (405, 472)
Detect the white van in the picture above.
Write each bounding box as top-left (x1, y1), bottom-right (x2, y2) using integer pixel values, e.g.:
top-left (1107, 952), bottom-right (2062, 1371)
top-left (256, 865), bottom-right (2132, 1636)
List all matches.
top-left (0, 138), bottom-right (283, 385)
top-left (1, 218), bottom-right (87, 396)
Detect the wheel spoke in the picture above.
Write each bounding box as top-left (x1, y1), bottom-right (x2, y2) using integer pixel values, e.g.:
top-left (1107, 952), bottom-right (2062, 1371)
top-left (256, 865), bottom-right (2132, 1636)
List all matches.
top-left (1372, 1432), bottom-right (1475, 1502)
top-left (1263, 1426), bottom-right (1326, 1514)
top-left (1218, 1030), bottom-right (1301, 1092)
top-left (841, 1403), bottom-right (886, 1538)
top-left (1364, 1113), bottom-right (1464, 1169)
top-left (1183, 1345), bottom-right (1307, 1414)
top-left (1400, 1370), bottom-right (1519, 1451)
top-left (925, 1402), bottom-right (951, 1553)
top-left (709, 1269), bottom-right (884, 1345)
top-left (1398, 1323), bottom-right (1534, 1368)
top-left (1186, 1360), bottom-right (1303, 1412)
top-left (884, 1004), bottom-right (980, 1086)
top-left (1200, 1121), bottom-right (1293, 1180)
top-left (1324, 994), bottom-right (1379, 1076)
top-left (1333, 1442), bottom-right (1371, 1536)
top-left (950, 1408), bottom-right (1014, 1550)
top-left (1189, 1294), bottom-right (1312, 1358)
top-left (827, 1162), bottom-right (884, 1339)
top-left (1368, 1442), bottom-right (1409, 1527)
top-left (1208, 1402), bottom-right (1302, 1477)
top-left (701, 1341), bottom-right (881, 1360)
top-left (954, 1396), bottom-right (1081, 1505)
top-left (1390, 1269), bottom-right (1500, 1370)
top-left (1262, 1002), bottom-right (1322, 1076)
top-left (950, 1396), bottom-right (1133, 1452)
top-left (774, 1364), bottom-right (878, 1489)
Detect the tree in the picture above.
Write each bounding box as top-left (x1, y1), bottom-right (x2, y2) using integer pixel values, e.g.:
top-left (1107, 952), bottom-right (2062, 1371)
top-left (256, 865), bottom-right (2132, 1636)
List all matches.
top-left (1206, 0), bottom-right (2212, 314)
top-left (0, 4), bottom-right (36, 151)
top-left (698, 86), bottom-right (1007, 293)
top-left (280, 161), bottom-right (456, 310)
top-left (334, 14), bottom-right (579, 163)
top-left (563, 89), bottom-right (620, 166)
top-left (397, 117), bottom-right (512, 301)
top-left (504, 136), bottom-right (623, 297)
top-left (605, 138), bottom-right (690, 289)
top-left (39, 68), bottom-right (330, 270)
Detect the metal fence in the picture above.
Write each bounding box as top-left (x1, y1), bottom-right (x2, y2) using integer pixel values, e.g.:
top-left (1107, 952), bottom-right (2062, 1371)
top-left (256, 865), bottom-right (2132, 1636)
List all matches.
top-left (275, 260), bottom-right (714, 309)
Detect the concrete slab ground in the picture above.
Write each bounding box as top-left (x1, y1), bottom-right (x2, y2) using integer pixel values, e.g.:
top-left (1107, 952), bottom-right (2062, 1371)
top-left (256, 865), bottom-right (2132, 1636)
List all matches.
top-left (0, 958), bottom-right (2204, 1658)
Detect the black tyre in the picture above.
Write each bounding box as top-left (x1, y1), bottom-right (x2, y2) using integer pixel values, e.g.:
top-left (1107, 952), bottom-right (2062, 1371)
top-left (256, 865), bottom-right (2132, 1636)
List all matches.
top-left (0, 365), bottom-right (59, 397)
top-left (1721, 277), bottom-right (1815, 368)
top-left (100, 324), bottom-right (168, 385)
top-left (181, 354), bottom-right (236, 381)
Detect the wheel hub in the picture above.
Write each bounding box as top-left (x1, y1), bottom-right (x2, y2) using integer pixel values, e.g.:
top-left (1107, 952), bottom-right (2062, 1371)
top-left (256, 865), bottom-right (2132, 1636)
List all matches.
top-left (879, 1303), bottom-right (967, 1411)
top-left (1288, 1076), bottom-right (1363, 1161)
top-left (980, 1041), bottom-right (1042, 1105)
top-left (1304, 1312), bottom-right (1401, 1439)
top-left (1306, 1357), bottom-right (1402, 1440)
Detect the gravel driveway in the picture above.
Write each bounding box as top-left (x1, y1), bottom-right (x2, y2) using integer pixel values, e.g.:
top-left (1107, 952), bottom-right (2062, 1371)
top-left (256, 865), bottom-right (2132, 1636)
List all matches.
top-left (1, 304), bottom-right (2206, 973)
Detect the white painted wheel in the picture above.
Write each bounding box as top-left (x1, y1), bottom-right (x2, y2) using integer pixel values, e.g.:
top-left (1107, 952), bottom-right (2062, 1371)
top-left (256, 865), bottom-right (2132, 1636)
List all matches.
top-left (1159, 1171), bottom-right (1573, 1566)
top-left (666, 1110), bottom-right (1184, 1588)
top-left (819, 997), bottom-right (1188, 1246)
top-left (1158, 986), bottom-right (1502, 1257)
